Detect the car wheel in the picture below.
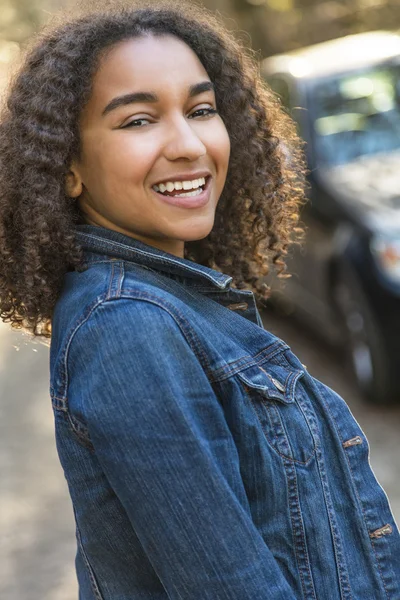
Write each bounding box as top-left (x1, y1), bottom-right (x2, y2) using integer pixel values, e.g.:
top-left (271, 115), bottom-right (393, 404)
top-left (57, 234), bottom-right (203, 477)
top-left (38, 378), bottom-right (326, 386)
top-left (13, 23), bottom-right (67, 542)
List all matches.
top-left (332, 263), bottom-right (396, 404)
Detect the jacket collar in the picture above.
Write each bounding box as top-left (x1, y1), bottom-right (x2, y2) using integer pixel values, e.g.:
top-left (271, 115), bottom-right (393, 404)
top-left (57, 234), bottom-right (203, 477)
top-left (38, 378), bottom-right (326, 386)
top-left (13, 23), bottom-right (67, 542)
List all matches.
top-left (74, 224), bottom-right (233, 290)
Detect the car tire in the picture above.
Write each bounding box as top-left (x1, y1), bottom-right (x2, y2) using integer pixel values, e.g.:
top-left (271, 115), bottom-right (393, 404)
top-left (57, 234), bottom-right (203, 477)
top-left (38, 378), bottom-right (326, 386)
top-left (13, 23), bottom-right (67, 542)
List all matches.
top-left (332, 262), bottom-right (396, 404)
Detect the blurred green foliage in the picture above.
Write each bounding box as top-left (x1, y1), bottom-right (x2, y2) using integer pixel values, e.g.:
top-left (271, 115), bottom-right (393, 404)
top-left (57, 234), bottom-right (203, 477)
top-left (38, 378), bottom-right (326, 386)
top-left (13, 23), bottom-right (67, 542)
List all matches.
top-left (0, 0), bottom-right (64, 43)
top-left (0, 0), bottom-right (399, 56)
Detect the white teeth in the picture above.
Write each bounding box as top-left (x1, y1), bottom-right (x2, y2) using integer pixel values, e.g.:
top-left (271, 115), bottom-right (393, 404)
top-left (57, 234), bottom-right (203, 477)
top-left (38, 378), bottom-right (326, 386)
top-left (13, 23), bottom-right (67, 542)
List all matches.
top-left (153, 176), bottom-right (206, 193)
top-left (174, 188), bottom-right (203, 197)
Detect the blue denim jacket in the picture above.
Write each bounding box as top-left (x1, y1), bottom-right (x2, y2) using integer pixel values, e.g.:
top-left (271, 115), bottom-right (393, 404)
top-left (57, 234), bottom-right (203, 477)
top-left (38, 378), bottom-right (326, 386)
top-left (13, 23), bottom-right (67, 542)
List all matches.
top-left (50, 224), bottom-right (400, 600)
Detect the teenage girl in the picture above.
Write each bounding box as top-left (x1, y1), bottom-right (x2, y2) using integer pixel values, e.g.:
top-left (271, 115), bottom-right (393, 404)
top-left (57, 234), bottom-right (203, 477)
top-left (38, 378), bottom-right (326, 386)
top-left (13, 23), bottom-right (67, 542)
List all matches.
top-left (0, 1), bottom-right (398, 598)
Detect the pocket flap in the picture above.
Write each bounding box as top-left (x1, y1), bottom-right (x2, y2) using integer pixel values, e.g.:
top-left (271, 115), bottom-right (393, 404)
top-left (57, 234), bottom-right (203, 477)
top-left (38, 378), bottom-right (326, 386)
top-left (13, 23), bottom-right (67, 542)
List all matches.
top-left (237, 363), bottom-right (304, 404)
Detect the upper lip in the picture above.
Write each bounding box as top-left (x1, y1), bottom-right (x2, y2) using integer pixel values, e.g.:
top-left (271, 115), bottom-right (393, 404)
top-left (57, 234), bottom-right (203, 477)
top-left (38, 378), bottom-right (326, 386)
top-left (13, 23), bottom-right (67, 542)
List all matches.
top-left (152, 171), bottom-right (212, 186)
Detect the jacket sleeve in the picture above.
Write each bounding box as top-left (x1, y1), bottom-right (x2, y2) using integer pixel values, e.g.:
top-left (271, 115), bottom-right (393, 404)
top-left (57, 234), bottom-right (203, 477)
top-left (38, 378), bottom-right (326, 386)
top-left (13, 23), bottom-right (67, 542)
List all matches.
top-left (69, 298), bottom-right (296, 600)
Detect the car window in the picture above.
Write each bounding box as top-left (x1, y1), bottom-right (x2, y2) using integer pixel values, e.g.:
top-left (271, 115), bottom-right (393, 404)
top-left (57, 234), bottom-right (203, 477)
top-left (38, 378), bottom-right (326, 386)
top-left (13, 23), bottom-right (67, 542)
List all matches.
top-left (310, 61), bottom-right (400, 166)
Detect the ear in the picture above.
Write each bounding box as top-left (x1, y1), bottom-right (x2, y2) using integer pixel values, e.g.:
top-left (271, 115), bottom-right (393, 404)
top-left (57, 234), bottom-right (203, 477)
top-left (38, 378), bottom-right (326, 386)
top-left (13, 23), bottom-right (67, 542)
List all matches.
top-left (65, 162), bottom-right (83, 198)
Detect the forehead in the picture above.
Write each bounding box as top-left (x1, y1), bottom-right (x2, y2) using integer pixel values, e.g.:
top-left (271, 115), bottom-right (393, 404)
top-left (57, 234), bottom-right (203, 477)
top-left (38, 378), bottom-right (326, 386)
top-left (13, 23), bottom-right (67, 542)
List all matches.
top-left (89, 35), bottom-right (210, 105)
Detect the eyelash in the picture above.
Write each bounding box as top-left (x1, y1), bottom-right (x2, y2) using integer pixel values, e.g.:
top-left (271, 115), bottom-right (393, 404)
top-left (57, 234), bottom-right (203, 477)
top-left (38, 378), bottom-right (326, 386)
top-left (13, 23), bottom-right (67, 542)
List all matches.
top-left (121, 107), bottom-right (218, 129)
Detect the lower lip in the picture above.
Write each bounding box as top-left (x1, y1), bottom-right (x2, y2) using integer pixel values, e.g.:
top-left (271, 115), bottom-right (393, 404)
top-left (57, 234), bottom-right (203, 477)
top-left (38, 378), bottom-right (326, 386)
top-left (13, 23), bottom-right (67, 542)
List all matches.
top-left (152, 176), bottom-right (212, 209)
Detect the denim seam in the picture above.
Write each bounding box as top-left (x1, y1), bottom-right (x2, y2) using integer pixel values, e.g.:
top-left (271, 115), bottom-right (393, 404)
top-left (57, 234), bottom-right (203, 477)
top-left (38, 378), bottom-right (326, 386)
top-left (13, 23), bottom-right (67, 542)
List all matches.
top-left (303, 378), bottom-right (354, 599)
top-left (343, 458), bottom-right (390, 600)
top-left (322, 398), bottom-right (390, 600)
top-left (266, 402), bottom-right (293, 461)
top-left (284, 461), bottom-right (307, 599)
top-left (76, 231), bottom-right (231, 288)
top-left (107, 261), bottom-right (114, 300)
top-left (74, 513), bottom-right (104, 600)
top-left (243, 385), bottom-right (315, 466)
top-left (210, 343), bottom-right (290, 382)
top-left (108, 261), bottom-right (124, 300)
top-left (53, 261), bottom-right (119, 399)
top-left (81, 259), bottom-right (117, 266)
top-left (66, 412), bottom-right (95, 452)
top-left (51, 394), bottom-right (67, 411)
top-left (270, 399), bottom-right (316, 464)
top-left (120, 290), bottom-right (212, 371)
top-left (118, 261), bottom-right (125, 296)
top-left (57, 297), bottom-right (106, 402)
top-left (83, 258), bottom-right (228, 294)
top-left (284, 458), bottom-right (317, 600)
top-left (57, 290), bottom-right (214, 404)
top-left (315, 443), bottom-right (354, 599)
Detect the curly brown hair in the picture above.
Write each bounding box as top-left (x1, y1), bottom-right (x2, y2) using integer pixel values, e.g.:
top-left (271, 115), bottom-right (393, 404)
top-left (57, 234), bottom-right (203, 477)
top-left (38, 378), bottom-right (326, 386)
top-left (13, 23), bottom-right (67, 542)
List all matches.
top-left (0, 0), bottom-right (306, 339)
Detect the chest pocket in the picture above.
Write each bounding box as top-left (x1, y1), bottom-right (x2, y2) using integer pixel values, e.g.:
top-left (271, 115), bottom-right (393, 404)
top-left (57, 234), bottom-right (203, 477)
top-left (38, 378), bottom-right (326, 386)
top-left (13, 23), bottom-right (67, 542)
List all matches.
top-left (237, 363), bottom-right (316, 465)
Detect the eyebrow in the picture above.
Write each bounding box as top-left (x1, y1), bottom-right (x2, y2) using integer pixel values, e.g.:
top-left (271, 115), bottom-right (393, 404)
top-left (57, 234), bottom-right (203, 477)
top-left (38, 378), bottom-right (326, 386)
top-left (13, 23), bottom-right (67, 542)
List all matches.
top-left (102, 80), bottom-right (215, 116)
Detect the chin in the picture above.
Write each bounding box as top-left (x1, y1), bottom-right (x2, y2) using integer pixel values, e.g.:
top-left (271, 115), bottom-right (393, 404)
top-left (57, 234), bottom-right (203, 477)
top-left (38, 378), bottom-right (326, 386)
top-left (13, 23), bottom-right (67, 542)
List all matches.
top-left (180, 218), bottom-right (215, 242)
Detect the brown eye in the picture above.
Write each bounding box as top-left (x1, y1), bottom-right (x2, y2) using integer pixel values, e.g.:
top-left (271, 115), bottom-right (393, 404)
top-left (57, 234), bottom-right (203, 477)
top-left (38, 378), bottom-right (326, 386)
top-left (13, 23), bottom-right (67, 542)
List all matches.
top-left (190, 108), bottom-right (218, 118)
top-left (121, 118), bottom-right (151, 129)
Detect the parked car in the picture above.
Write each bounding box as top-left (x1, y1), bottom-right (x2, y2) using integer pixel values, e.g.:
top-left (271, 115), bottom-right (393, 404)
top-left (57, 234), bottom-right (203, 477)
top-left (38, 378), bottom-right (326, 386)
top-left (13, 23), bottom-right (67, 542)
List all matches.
top-left (261, 31), bottom-right (400, 404)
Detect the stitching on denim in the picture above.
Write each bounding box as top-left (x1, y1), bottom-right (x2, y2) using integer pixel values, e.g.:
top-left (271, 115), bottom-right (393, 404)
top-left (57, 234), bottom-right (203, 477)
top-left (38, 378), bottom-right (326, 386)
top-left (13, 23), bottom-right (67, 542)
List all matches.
top-left (289, 369), bottom-right (302, 397)
top-left (57, 288), bottom-right (213, 402)
top-left (315, 444), bottom-right (354, 599)
top-left (107, 261), bottom-right (115, 300)
top-left (284, 460), bottom-right (307, 598)
top-left (80, 259), bottom-right (115, 266)
top-left (292, 381), bottom-right (320, 452)
top-left (322, 397), bottom-right (391, 600)
top-left (244, 385), bottom-right (315, 466)
top-left (294, 376), bottom-right (354, 598)
top-left (51, 395), bottom-right (68, 411)
top-left (284, 458), bottom-right (317, 600)
top-left (283, 369), bottom-right (293, 398)
top-left (67, 412), bottom-right (95, 452)
top-left (325, 386), bottom-right (390, 600)
top-left (58, 297), bottom-right (106, 399)
top-left (265, 395), bottom-right (316, 465)
top-left (106, 261), bottom-right (124, 300)
top-left (258, 365), bottom-right (286, 396)
top-left (55, 261), bottom-right (118, 398)
top-left (343, 449), bottom-right (390, 599)
top-left (120, 290), bottom-right (211, 370)
top-left (76, 231), bottom-right (231, 288)
top-left (305, 381), bottom-right (359, 599)
top-left (75, 521), bottom-right (104, 600)
top-left (294, 385), bottom-right (355, 593)
top-left (210, 342), bottom-right (290, 381)
top-left (267, 401), bottom-right (293, 457)
top-left (117, 262), bottom-right (124, 297)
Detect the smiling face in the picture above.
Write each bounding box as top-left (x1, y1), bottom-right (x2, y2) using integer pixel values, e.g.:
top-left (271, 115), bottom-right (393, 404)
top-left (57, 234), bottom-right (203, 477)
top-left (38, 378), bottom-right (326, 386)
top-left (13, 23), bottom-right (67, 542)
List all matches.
top-left (66, 34), bottom-right (231, 258)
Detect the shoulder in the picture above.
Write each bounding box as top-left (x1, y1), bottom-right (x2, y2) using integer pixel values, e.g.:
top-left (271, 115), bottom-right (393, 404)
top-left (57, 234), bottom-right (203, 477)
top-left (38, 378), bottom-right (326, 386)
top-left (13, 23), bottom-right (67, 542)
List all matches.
top-left (53, 295), bottom-right (215, 419)
top-left (52, 258), bottom-right (191, 345)
top-left (73, 296), bottom-right (189, 345)
top-left (52, 294), bottom-right (208, 390)
top-left (50, 259), bottom-right (210, 398)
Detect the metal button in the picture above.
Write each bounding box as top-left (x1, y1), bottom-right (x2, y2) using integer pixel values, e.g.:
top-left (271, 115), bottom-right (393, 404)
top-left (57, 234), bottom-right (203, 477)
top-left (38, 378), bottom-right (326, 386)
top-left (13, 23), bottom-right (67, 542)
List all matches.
top-left (227, 302), bottom-right (248, 311)
top-left (369, 523), bottom-right (393, 539)
top-left (343, 436), bottom-right (363, 448)
top-left (271, 377), bottom-right (285, 392)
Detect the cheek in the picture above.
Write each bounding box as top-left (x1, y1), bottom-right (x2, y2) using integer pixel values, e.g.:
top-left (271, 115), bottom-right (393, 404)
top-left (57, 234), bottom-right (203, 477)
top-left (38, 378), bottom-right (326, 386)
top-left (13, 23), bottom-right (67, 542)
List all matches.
top-left (213, 120), bottom-right (230, 154)
top-left (81, 131), bottom-right (154, 187)
top-left (211, 123), bottom-right (231, 176)
top-left (223, 129), bottom-right (231, 166)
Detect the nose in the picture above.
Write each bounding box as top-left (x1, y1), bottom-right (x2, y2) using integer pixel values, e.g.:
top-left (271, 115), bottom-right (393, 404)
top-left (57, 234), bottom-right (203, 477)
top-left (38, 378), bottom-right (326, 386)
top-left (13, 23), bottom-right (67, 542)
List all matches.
top-left (163, 114), bottom-right (207, 161)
